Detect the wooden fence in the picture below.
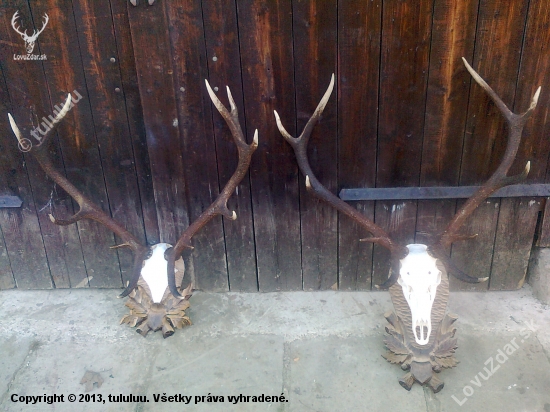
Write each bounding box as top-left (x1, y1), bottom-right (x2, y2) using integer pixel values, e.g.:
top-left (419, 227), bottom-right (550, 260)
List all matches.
top-left (0, 0), bottom-right (549, 293)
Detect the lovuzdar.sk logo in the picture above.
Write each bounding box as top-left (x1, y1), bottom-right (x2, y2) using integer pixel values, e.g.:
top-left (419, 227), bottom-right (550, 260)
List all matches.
top-left (11, 10), bottom-right (48, 61)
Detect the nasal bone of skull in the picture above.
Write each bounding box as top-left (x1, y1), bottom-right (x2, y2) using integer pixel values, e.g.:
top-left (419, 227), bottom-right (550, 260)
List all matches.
top-left (398, 244), bottom-right (442, 345)
top-left (411, 298), bottom-right (433, 345)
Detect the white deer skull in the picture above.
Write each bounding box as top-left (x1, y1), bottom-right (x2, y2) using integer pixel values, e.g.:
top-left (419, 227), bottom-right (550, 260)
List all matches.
top-left (11, 11), bottom-right (49, 54)
top-left (397, 244), bottom-right (442, 345)
top-left (139, 243), bottom-right (178, 303)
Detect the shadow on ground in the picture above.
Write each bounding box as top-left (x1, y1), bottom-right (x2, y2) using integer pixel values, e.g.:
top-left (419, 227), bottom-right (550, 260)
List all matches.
top-left (1, 286), bottom-right (549, 411)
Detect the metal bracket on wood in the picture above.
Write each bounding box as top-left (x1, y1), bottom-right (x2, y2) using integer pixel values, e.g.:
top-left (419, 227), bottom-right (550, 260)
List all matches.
top-left (0, 196), bottom-right (23, 208)
top-left (339, 183), bottom-right (550, 201)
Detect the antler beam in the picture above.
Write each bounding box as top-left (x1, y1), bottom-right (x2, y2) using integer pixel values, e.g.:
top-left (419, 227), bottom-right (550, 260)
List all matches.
top-left (9, 94), bottom-right (150, 297)
top-left (434, 58), bottom-right (540, 251)
top-left (274, 74), bottom-right (409, 289)
top-left (164, 80), bottom-right (258, 297)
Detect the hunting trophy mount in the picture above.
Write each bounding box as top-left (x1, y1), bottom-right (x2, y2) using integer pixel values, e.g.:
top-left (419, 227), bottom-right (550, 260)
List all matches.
top-left (275, 58), bottom-right (541, 392)
top-left (9, 81), bottom-right (257, 338)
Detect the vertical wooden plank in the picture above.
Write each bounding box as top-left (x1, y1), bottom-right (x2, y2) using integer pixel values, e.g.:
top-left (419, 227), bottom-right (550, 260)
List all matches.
top-left (490, 0), bottom-right (550, 289)
top-left (449, 200), bottom-right (499, 291)
top-left (110, 0), bottom-right (160, 247)
top-left (165, 0), bottom-right (229, 291)
top-left (126, 2), bottom-right (197, 288)
top-left (417, 1), bottom-right (479, 276)
top-left (454, 0), bottom-right (529, 291)
top-left (237, 0), bottom-right (302, 291)
top-left (491, 197), bottom-right (541, 289)
top-left (0, 64), bottom-right (27, 289)
top-left (70, 0), bottom-right (148, 286)
top-left (0, 222), bottom-right (14, 289)
top-left (0, 2), bottom-right (82, 289)
top-left (537, 200), bottom-right (550, 247)
top-left (26, 0), bottom-right (124, 288)
top-left (201, 0), bottom-right (258, 292)
top-left (292, 0), bottom-right (338, 290)
top-left (337, 0), bottom-right (381, 290)
top-left (372, 0), bottom-right (434, 287)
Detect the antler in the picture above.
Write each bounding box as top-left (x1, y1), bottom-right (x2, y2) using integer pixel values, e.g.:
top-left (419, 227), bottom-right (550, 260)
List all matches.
top-left (429, 58), bottom-right (541, 281)
top-left (31, 13), bottom-right (49, 40)
top-left (11, 12), bottom-right (48, 40)
top-left (164, 80), bottom-right (258, 297)
top-left (8, 94), bottom-right (150, 297)
top-left (274, 74), bottom-right (409, 289)
top-left (11, 11), bottom-right (28, 38)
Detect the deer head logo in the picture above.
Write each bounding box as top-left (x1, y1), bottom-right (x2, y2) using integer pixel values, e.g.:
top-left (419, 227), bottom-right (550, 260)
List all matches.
top-left (11, 11), bottom-right (49, 54)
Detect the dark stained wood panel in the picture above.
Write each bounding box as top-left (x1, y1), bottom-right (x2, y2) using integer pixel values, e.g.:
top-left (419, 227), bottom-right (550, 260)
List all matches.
top-left (537, 199), bottom-right (550, 248)
top-left (456, 0), bottom-right (529, 291)
top-left (126, 2), bottom-right (192, 285)
top-left (490, 197), bottom-right (541, 290)
top-left (0, 1), bottom-right (78, 289)
top-left (490, 0), bottom-right (550, 287)
top-left (517, 0), bottom-right (550, 248)
top-left (372, 0), bottom-right (434, 287)
top-left (165, 0), bottom-right (229, 291)
top-left (28, 0), bottom-right (124, 288)
top-left (448, 200), bottom-right (496, 291)
top-left (0, 0), bottom-right (547, 292)
top-left (416, 0), bottom-right (479, 282)
top-left (292, 0), bottom-right (338, 290)
top-left (0, 223), bottom-right (14, 289)
top-left (0, 59), bottom-right (41, 290)
top-left (201, 0), bottom-right (258, 292)
top-left (110, 0), bottom-right (160, 247)
top-left (71, 0), bottom-right (148, 287)
top-left (337, 0), bottom-right (382, 290)
top-left (237, 0), bottom-right (302, 291)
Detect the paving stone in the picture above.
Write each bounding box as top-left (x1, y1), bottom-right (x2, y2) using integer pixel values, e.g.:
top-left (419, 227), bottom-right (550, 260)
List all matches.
top-left (143, 335), bottom-right (284, 412)
top-left (0, 286), bottom-right (548, 412)
top-left (287, 336), bottom-right (427, 411)
top-left (432, 328), bottom-right (550, 412)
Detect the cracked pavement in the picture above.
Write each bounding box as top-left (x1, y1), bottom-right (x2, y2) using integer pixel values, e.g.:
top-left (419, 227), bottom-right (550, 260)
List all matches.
top-left (1, 286), bottom-right (549, 411)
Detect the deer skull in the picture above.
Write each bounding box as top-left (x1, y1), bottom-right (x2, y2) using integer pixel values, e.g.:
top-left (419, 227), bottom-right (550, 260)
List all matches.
top-left (8, 81), bottom-right (257, 338)
top-left (397, 244), bottom-right (442, 345)
top-left (275, 58), bottom-right (540, 390)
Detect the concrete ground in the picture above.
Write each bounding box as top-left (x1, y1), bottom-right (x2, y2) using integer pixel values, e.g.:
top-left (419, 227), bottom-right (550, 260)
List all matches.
top-left (0, 286), bottom-right (549, 412)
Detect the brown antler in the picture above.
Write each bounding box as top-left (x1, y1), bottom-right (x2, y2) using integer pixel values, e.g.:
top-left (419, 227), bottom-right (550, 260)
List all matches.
top-left (8, 94), bottom-right (150, 297)
top-left (274, 74), bottom-right (409, 289)
top-left (429, 58), bottom-right (541, 282)
top-left (164, 80), bottom-right (258, 297)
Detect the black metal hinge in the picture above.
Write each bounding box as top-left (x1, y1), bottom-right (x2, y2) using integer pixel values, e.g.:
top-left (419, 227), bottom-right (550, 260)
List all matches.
top-left (339, 184), bottom-right (550, 201)
top-left (0, 196), bottom-right (23, 208)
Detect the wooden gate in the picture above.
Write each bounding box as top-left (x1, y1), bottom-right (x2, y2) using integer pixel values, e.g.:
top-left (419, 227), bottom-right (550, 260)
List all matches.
top-left (1, 0), bottom-right (549, 292)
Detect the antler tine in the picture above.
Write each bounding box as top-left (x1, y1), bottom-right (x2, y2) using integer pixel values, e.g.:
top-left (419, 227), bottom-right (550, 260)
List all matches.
top-left (8, 101), bottom-right (149, 298)
top-left (164, 80), bottom-right (258, 298)
top-left (274, 74), bottom-right (408, 289)
top-left (11, 11), bottom-right (27, 37)
top-left (33, 13), bottom-right (49, 38)
top-left (275, 73), bottom-right (335, 146)
top-left (435, 58), bottom-right (541, 252)
top-left (9, 94), bottom-right (72, 153)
